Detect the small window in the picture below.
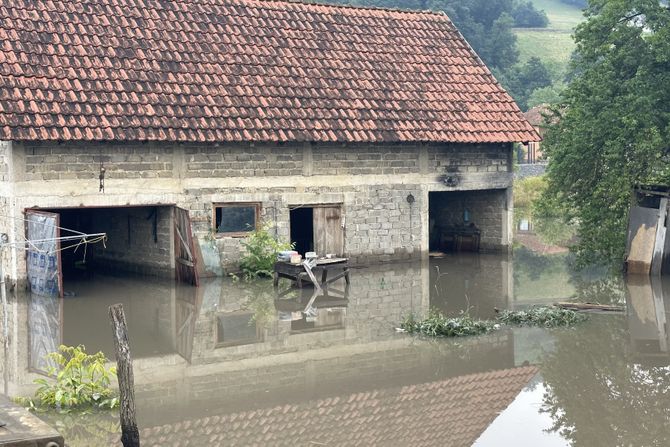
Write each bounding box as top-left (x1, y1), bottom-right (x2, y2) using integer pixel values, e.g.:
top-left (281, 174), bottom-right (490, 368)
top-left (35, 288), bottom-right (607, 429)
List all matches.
top-left (214, 203), bottom-right (260, 236)
top-left (215, 312), bottom-right (260, 347)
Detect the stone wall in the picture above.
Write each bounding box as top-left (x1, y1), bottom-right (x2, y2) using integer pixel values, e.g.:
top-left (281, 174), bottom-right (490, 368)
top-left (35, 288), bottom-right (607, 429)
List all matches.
top-left (515, 162), bottom-right (548, 179)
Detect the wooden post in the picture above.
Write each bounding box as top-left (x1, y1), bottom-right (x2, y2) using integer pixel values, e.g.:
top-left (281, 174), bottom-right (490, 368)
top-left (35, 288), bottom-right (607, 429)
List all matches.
top-left (109, 304), bottom-right (140, 447)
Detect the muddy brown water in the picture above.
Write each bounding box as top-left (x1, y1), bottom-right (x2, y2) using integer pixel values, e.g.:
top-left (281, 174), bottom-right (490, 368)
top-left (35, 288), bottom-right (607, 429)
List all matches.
top-left (2, 249), bottom-right (669, 446)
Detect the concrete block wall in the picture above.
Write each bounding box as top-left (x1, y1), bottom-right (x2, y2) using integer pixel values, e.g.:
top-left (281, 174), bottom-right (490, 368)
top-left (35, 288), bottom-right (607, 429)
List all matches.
top-left (21, 142), bottom-right (174, 180)
top-left (88, 206), bottom-right (174, 277)
top-left (430, 189), bottom-right (508, 251)
top-left (312, 144), bottom-right (420, 175)
top-left (428, 143), bottom-right (510, 174)
top-left (2, 140), bottom-right (513, 280)
top-left (15, 141), bottom-right (509, 181)
top-left (185, 143), bottom-right (304, 178)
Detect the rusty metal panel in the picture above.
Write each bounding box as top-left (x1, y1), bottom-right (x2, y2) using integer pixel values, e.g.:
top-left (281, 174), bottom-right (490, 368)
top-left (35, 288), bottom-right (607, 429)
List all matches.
top-left (174, 207), bottom-right (199, 287)
top-left (313, 206), bottom-right (344, 257)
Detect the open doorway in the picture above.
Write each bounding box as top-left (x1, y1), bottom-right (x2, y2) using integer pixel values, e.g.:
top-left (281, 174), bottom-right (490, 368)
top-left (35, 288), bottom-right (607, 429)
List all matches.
top-left (289, 205), bottom-right (344, 257)
top-left (429, 190), bottom-right (505, 254)
top-left (290, 207), bottom-right (314, 255)
top-left (25, 205), bottom-right (199, 297)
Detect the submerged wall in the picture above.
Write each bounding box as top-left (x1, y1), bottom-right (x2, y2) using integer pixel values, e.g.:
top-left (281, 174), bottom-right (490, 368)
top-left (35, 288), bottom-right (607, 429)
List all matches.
top-left (1, 140), bottom-right (514, 282)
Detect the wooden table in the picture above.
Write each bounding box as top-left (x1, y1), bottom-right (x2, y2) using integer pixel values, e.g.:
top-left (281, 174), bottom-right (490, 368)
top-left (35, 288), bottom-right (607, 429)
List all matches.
top-left (273, 258), bottom-right (350, 288)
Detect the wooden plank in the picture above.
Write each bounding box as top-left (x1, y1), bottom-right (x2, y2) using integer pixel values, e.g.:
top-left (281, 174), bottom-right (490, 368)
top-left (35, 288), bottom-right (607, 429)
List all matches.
top-left (173, 207), bottom-right (199, 286)
top-left (651, 198), bottom-right (668, 275)
top-left (0, 395), bottom-right (64, 446)
top-left (625, 205), bottom-right (658, 274)
top-left (313, 206), bottom-right (343, 256)
top-left (555, 302), bottom-right (624, 312)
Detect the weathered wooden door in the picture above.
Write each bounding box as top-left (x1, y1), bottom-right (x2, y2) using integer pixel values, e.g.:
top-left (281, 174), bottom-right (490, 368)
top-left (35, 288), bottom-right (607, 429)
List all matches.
top-left (175, 286), bottom-right (200, 362)
top-left (25, 210), bottom-right (63, 297)
top-left (173, 207), bottom-right (199, 286)
top-left (313, 206), bottom-right (344, 256)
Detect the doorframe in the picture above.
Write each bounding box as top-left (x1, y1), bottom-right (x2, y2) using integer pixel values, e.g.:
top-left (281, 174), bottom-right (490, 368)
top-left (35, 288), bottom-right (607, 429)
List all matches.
top-left (24, 204), bottom-right (179, 287)
top-left (288, 203), bottom-right (345, 256)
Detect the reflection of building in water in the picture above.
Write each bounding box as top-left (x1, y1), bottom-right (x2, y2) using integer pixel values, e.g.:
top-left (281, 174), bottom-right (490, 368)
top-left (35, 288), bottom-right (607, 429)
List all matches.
top-left (429, 253), bottom-right (512, 319)
top-left (626, 275), bottom-right (670, 363)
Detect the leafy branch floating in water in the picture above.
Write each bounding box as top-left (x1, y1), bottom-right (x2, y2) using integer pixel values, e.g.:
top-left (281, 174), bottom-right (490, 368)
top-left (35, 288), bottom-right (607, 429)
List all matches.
top-left (399, 306), bottom-right (588, 337)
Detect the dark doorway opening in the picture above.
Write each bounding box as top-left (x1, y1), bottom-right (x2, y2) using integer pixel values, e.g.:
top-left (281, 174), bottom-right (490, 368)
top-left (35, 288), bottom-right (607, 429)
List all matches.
top-left (429, 191), bottom-right (483, 253)
top-left (38, 206), bottom-right (175, 283)
top-left (25, 205), bottom-right (200, 298)
top-left (290, 207), bottom-right (314, 255)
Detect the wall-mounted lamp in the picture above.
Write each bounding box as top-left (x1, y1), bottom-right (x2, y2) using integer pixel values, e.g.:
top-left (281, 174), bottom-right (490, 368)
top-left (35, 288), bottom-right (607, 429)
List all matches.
top-left (406, 193), bottom-right (415, 205)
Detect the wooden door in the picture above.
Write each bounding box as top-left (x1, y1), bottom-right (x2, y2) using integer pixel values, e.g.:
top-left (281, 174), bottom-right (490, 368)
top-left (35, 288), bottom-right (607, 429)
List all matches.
top-left (173, 207), bottom-right (199, 286)
top-left (313, 206), bottom-right (344, 256)
top-left (175, 286), bottom-right (201, 362)
top-left (25, 210), bottom-right (63, 297)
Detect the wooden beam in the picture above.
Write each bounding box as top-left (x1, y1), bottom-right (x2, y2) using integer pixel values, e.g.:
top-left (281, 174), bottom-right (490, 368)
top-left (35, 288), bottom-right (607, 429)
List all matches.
top-left (555, 302), bottom-right (624, 313)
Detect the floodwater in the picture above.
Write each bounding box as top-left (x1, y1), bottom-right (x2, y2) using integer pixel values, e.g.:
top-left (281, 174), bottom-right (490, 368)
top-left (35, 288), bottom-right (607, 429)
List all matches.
top-left (2, 219), bottom-right (670, 446)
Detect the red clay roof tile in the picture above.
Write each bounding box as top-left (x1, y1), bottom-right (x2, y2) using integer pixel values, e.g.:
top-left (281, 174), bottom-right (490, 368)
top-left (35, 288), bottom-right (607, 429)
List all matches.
top-left (0, 0), bottom-right (539, 143)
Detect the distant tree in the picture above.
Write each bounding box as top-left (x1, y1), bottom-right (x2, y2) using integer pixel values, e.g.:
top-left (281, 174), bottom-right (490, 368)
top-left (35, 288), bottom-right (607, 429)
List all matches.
top-left (526, 84), bottom-right (565, 109)
top-left (500, 57), bottom-right (553, 110)
top-left (512, 1), bottom-right (549, 27)
top-left (539, 0), bottom-right (670, 265)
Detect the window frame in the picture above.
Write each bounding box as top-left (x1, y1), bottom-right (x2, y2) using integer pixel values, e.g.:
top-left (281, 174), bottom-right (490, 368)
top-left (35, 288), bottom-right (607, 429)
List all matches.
top-left (214, 311), bottom-right (262, 348)
top-left (212, 202), bottom-right (261, 237)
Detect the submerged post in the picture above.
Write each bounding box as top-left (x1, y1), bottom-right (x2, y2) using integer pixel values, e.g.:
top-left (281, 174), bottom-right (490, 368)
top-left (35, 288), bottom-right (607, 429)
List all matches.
top-left (109, 304), bottom-right (140, 447)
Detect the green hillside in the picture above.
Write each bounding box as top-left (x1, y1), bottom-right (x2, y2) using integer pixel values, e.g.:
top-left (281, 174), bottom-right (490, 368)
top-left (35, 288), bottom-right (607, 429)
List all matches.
top-left (514, 0), bottom-right (584, 73)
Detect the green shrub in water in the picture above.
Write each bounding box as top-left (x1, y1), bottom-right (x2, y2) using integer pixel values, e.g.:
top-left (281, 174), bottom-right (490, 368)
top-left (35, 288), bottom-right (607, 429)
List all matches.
top-left (239, 222), bottom-right (293, 279)
top-left (496, 307), bottom-right (588, 327)
top-left (17, 345), bottom-right (118, 411)
top-left (401, 311), bottom-right (495, 337)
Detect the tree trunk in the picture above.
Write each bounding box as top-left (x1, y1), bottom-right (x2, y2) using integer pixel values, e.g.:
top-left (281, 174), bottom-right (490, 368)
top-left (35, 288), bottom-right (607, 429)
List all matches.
top-left (109, 303), bottom-right (140, 447)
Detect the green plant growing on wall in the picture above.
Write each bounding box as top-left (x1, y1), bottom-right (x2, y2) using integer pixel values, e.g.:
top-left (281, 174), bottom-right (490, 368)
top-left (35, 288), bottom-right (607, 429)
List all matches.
top-left (18, 345), bottom-right (118, 411)
top-left (239, 222), bottom-right (293, 279)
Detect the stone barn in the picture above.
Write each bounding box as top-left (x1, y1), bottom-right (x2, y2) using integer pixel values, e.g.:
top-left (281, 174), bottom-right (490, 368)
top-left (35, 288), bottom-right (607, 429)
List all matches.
top-left (0, 0), bottom-right (538, 294)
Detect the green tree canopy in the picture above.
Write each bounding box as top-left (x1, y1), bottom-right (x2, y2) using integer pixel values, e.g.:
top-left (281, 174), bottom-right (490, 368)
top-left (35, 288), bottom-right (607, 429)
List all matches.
top-left (496, 56), bottom-right (553, 109)
top-left (540, 0), bottom-right (670, 265)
